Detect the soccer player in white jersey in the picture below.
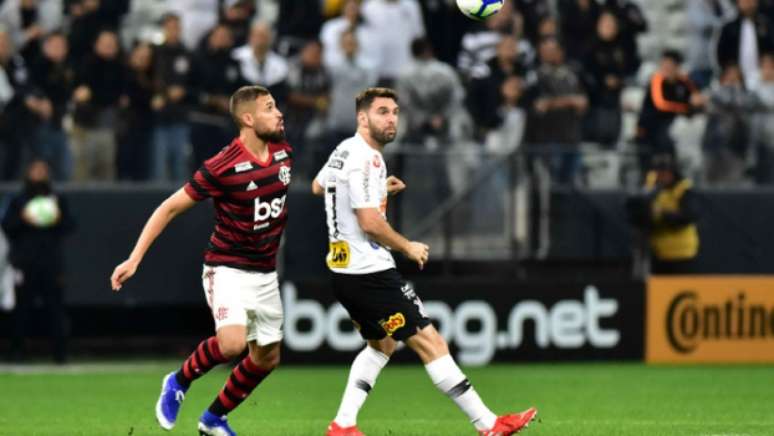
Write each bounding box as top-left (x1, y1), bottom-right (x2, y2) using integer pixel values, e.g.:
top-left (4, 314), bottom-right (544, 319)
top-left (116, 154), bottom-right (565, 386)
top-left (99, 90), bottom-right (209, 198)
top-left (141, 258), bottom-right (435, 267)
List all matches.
top-left (312, 87), bottom-right (537, 436)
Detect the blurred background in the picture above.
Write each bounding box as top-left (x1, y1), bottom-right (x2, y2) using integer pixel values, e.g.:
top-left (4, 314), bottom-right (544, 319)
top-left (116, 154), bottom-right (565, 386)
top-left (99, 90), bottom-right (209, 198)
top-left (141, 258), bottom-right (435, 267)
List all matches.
top-left (0, 0), bottom-right (772, 367)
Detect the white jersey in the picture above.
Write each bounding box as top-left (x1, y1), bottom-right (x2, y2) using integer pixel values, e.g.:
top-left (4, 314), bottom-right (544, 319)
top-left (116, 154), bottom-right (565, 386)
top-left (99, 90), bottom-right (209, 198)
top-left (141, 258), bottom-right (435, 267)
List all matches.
top-left (315, 133), bottom-right (396, 274)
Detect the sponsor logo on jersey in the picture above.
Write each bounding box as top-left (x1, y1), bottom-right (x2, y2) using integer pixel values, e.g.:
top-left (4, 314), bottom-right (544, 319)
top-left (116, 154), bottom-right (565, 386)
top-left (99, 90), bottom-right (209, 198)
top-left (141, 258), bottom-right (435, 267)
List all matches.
top-left (279, 165), bottom-right (291, 186)
top-left (235, 161), bottom-right (253, 173)
top-left (380, 312), bottom-right (406, 336)
top-left (273, 150), bottom-right (288, 161)
top-left (247, 181), bottom-right (258, 191)
top-left (328, 159), bottom-right (344, 169)
top-left (254, 195), bottom-right (286, 224)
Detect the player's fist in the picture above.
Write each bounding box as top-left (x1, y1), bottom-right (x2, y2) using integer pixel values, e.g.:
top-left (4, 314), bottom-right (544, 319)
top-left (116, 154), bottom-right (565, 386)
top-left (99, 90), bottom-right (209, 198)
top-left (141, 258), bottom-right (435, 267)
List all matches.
top-left (386, 176), bottom-right (406, 195)
top-left (405, 241), bottom-right (429, 270)
top-left (111, 259), bottom-right (138, 291)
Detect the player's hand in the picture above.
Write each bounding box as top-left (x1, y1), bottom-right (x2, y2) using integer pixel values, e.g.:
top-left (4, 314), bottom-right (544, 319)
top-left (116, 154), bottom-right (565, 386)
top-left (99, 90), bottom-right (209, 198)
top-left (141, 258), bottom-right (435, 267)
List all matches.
top-left (111, 259), bottom-right (138, 292)
top-left (405, 241), bottom-right (429, 270)
top-left (386, 176), bottom-right (406, 195)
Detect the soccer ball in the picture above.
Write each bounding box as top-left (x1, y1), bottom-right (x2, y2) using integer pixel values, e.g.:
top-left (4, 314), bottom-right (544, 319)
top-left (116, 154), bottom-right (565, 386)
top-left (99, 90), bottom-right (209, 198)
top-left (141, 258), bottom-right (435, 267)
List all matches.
top-left (23, 195), bottom-right (59, 227)
top-left (456, 0), bottom-right (505, 20)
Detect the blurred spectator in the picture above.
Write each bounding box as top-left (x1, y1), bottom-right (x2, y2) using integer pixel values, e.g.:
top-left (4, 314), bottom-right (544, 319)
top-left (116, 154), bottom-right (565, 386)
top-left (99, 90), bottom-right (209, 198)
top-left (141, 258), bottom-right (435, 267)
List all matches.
top-left (526, 37), bottom-right (588, 185)
top-left (116, 41), bottom-right (154, 181)
top-left (603, 0), bottom-right (647, 68)
top-left (626, 154), bottom-right (700, 275)
top-left (220, 0), bottom-right (255, 47)
top-left (326, 28), bottom-right (377, 147)
top-left (752, 51), bottom-right (774, 182)
top-left (189, 23), bottom-right (245, 169)
top-left (66, 0), bottom-right (129, 63)
top-left (151, 13), bottom-right (192, 181)
top-left (716, 0), bottom-right (774, 89)
top-left (457, 0), bottom-right (517, 80)
top-left (232, 21), bottom-right (289, 107)
top-left (70, 29), bottom-right (124, 180)
top-left (361, 0), bottom-right (425, 85)
top-left (165, 0), bottom-right (219, 51)
top-left (702, 63), bottom-right (758, 185)
top-left (0, 28), bottom-right (35, 181)
top-left (28, 31), bottom-right (73, 180)
top-left (512, 0), bottom-right (552, 43)
top-left (419, 0), bottom-right (470, 65)
top-left (582, 11), bottom-right (639, 148)
top-left (558, 0), bottom-right (601, 62)
top-left (467, 35), bottom-right (533, 136)
top-left (2, 160), bottom-right (75, 363)
top-left (485, 75), bottom-right (527, 156)
top-left (686, 0), bottom-right (736, 89)
top-left (636, 50), bottom-right (705, 170)
top-left (0, 0), bottom-right (63, 60)
top-left (320, 0), bottom-right (380, 70)
top-left (286, 39), bottom-right (330, 179)
top-left (277, 0), bottom-right (324, 53)
top-left (535, 15), bottom-right (559, 41)
top-left (397, 38), bottom-right (470, 148)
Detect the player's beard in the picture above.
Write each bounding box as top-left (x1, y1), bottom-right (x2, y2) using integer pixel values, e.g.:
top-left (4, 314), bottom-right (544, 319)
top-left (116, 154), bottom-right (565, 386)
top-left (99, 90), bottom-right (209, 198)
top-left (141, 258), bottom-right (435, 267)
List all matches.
top-left (255, 124), bottom-right (285, 143)
top-left (368, 119), bottom-right (397, 146)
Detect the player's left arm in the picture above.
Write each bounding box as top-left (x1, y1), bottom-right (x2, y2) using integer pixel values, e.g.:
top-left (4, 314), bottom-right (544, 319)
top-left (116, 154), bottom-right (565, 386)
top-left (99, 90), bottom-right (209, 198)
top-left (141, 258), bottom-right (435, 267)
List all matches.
top-left (386, 175), bottom-right (405, 196)
top-left (312, 179), bottom-right (324, 196)
top-left (110, 188), bottom-right (197, 291)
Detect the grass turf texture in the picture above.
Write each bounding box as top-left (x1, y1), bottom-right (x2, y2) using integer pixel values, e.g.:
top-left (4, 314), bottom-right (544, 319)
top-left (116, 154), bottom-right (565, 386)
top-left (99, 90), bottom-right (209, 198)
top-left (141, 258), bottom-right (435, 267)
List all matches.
top-left (0, 362), bottom-right (772, 435)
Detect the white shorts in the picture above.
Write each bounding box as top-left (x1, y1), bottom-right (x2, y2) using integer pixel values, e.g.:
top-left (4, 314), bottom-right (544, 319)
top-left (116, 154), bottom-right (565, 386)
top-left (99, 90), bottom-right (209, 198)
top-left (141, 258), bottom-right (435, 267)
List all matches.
top-left (202, 265), bottom-right (283, 346)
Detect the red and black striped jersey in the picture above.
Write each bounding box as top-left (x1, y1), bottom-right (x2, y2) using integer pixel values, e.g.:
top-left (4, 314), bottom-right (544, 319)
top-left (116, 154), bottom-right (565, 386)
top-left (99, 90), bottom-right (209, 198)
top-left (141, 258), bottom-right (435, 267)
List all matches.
top-left (183, 137), bottom-right (293, 272)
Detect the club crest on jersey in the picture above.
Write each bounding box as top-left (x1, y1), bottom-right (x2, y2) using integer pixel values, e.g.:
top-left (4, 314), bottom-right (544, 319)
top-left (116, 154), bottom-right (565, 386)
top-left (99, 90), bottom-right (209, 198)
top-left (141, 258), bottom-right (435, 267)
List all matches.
top-left (278, 165), bottom-right (291, 186)
top-left (380, 312), bottom-right (405, 336)
top-left (235, 161), bottom-right (253, 173)
top-left (273, 150), bottom-right (288, 161)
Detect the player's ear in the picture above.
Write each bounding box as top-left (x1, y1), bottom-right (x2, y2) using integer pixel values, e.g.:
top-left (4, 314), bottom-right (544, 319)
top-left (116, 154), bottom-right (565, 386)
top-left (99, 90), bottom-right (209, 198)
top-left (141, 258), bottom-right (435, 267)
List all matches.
top-left (356, 110), bottom-right (366, 127)
top-left (241, 112), bottom-right (254, 128)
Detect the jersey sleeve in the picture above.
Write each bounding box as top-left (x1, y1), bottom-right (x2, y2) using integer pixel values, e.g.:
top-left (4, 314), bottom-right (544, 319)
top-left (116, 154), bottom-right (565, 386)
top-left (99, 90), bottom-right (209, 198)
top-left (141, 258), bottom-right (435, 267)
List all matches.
top-left (184, 164), bottom-right (225, 201)
top-left (314, 163), bottom-right (328, 188)
top-left (348, 152), bottom-right (382, 209)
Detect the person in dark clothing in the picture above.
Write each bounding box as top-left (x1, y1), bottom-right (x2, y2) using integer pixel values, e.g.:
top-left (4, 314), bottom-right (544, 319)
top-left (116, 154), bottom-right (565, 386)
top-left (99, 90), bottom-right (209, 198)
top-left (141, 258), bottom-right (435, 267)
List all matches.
top-left (626, 154), bottom-right (700, 275)
top-left (558, 0), bottom-right (601, 62)
top-left (151, 13), bottom-right (192, 181)
top-left (188, 23), bottom-right (245, 169)
top-left (603, 0), bottom-right (646, 70)
top-left (0, 28), bottom-right (35, 181)
top-left (65, 0), bottom-right (128, 63)
top-left (70, 29), bottom-right (124, 180)
top-left (582, 10), bottom-right (639, 147)
top-left (716, 0), bottom-right (774, 89)
top-left (220, 0), bottom-right (254, 48)
top-left (116, 41), bottom-right (154, 181)
top-left (28, 31), bottom-right (74, 180)
top-left (636, 50), bottom-right (705, 169)
top-left (467, 35), bottom-right (531, 137)
top-left (2, 159), bottom-right (75, 362)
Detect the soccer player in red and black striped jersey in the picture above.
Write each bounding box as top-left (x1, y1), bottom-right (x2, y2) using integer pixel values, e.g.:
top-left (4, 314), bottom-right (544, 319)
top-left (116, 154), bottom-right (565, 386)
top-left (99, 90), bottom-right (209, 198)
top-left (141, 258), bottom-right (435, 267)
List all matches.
top-left (110, 85), bottom-right (292, 436)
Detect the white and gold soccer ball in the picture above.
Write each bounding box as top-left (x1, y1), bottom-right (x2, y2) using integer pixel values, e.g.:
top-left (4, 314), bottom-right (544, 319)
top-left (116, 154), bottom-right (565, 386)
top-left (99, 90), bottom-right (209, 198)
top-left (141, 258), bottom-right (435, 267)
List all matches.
top-left (456, 0), bottom-right (505, 20)
top-left (23, 195), bottom-right (59, 227)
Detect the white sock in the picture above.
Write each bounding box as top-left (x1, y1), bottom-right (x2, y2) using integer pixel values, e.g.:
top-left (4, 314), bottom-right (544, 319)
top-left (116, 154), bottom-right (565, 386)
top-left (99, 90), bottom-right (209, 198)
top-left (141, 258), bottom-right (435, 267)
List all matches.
top-left (333, 346), bottom-right (390, 427)
top-left (424, 354), bottom-right (497, 431)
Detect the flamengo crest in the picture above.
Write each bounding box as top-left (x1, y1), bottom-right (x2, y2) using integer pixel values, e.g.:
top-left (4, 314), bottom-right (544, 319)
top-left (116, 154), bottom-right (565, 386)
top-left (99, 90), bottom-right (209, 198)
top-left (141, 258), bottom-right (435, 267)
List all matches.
top-left (279, 165), bottom-right (291, 185)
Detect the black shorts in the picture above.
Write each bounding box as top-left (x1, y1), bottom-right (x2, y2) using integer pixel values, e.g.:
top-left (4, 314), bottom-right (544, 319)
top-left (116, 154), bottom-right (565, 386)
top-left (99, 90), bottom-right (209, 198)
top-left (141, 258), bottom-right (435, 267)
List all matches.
top-left (331, 268), bottom-right (431, 341)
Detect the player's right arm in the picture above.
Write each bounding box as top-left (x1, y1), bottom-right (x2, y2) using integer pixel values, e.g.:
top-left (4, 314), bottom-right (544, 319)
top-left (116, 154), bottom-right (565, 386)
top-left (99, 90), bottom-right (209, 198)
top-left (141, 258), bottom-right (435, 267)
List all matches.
top-left (110, 188), bottom-right (197, 291)
top-left (355, 208), bottom-right (429, 269)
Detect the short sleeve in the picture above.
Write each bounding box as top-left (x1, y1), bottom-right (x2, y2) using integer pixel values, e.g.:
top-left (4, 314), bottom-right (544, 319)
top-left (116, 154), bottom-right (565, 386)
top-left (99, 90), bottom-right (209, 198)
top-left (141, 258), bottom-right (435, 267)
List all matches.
top-left (184, 164), bottom-right (224, 201)
top-left (348, 153), bottom-right (382, 209)
top-left (314, 164), bottom-right (328, 187)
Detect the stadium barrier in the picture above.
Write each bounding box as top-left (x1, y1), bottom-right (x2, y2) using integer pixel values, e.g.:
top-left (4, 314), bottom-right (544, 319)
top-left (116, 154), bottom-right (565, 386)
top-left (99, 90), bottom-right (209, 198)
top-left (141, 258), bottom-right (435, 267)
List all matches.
top-left (646, 276), bottom-right (774, 364)
top-left (280, 279), bottom-right (644, 365)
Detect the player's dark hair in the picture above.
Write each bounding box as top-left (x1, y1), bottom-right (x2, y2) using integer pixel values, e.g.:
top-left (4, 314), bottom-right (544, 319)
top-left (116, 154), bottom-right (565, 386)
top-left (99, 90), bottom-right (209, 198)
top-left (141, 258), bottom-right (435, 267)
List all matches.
top-left (661, 49), bottom-right (683, 64)
top-left (355, 87), bottom-right (398, 112)
top-left (229, 85), bottom-right (271, 127)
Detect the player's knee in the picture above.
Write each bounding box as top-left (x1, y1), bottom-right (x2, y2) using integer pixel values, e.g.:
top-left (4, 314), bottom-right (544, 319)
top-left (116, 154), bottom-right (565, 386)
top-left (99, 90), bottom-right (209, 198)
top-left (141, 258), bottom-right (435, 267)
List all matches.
top-left (218, 338), bottom-right (247, 359)
top-left (254, 351), bottom-right (280, 372)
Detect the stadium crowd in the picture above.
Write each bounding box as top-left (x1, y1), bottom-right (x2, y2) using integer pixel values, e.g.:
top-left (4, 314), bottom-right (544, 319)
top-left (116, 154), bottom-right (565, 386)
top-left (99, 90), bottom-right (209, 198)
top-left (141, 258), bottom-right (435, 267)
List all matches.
top-left (0, 0), bottom-right (772, 186)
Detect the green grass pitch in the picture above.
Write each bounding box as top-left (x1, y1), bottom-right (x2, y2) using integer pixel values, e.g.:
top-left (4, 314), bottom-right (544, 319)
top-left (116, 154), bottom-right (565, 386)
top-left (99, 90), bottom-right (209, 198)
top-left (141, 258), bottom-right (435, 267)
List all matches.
top-left (1, 362), bottom-right (772, 435)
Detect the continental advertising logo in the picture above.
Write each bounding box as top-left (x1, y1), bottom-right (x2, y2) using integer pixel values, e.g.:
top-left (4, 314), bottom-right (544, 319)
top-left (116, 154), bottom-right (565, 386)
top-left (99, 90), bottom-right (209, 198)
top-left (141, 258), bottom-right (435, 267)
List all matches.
top-left (647, 277), bottom-right (774, 363)
top-left (380, 312), bottom-right (406, 336)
